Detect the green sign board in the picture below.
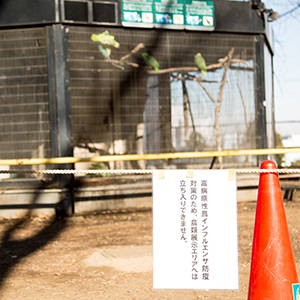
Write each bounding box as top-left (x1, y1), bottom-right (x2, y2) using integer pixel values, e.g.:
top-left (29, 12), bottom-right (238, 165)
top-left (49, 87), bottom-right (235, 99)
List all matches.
top-left (185, 0), bottom-right (214, 30)
top-left (122, 0), bottom-right (214, 31)
top-left (122, 0), bottom-right (154, 28)
top-left (154, 0), bottom-right (184, 29)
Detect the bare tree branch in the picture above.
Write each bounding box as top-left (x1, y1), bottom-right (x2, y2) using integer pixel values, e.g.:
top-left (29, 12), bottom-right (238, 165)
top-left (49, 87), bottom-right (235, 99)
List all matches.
top-left (193, 79), bottom-right (215, 103)
top-left (214, 47), bottom-right (235, 169)
top-left (231, 59), bottom-right (250, 66)
top-left (105, 58), bottom-right (139, 68)
top-left (101, 43), bottom-right (145, 69)
top-left (148, 67), bottom-right (199, 74)
top-left (182, 79), bottom-right (189, 137)
top-left (172, 74), bottom-right (222, 83)
top-left (280, 3), bottom-right (300, 18)
top-left (147, 56), bottom-right (249, 74)
top-left (120, 43), bottom-right (145, 61)
top-left (237, 83), bottom-right (250, 162)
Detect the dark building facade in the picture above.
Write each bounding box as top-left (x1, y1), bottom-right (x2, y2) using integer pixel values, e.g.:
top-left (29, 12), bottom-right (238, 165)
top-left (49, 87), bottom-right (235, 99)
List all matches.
top-left (0, 0), bottom-right (275, 214)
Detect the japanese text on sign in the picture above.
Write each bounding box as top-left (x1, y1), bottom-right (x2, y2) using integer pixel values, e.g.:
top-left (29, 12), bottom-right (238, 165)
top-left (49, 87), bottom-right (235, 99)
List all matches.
top-left (153, 169), bottom-right (238, 290)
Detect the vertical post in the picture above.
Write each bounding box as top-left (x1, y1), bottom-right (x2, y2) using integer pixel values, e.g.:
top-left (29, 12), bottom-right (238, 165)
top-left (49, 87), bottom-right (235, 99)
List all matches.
top-left (159, 74), bottom-right (172, 154)
top-left (46, 26), bottom-right (58, 160)
top-left (52, 24), bottom-right (73, 159)
top-left (46, 24), bottom-right (74, 216)
top-left (255, 34), bottom-right (268, 165)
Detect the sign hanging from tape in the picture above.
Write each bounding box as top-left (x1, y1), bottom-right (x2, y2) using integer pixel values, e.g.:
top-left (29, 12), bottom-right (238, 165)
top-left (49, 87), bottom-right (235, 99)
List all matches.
top-left (152, 169), bottom-right (238, 290)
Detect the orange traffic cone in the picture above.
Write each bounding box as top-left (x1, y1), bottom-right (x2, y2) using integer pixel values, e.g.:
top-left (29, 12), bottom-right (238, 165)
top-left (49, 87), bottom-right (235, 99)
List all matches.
top-left (248, 160), bottom-right (299, 300)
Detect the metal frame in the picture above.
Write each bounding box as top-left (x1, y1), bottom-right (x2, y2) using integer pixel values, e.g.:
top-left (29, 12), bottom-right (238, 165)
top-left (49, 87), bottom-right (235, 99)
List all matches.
top-left (51, 24), bottom-right (74, 214)
top-left (60, 0), bottom-right (119, 25)
top-left (255, 34), bottom-right (268, 165)
top-left (52, 25), bottom-right (73, 159)
top-left (92, 1), bottom-right (119, 25)
top-left (46, 26), bottom-right (59, 160)
top-left (61, 0), bottom-right (90, 24)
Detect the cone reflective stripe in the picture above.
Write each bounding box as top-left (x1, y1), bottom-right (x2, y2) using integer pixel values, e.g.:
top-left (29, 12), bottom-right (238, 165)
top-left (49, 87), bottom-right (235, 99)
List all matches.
top-left (248, 160), bottom-right (299, 300)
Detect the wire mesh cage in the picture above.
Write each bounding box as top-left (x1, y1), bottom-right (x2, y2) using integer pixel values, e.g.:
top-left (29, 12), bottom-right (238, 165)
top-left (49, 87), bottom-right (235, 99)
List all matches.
top-left (0, 25), bottom-right (261, 173)
top-left (0, 27), bottom-right (51, 163)
top-left (68, 26), bottom-right (257, 169)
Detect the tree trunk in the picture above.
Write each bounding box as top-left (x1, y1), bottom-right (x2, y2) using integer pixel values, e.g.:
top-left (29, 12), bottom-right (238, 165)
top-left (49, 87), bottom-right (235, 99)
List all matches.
top-left (214, 48), bottom-right (235, 169)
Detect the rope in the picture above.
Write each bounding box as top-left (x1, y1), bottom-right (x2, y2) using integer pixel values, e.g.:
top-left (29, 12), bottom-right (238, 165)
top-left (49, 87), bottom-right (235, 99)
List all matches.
top-left (235, 169), bottom-right (300, 174)
top-left (1, 169), bottom-right (300, 175)
top-left (0, 169), bottom-right (153, 175)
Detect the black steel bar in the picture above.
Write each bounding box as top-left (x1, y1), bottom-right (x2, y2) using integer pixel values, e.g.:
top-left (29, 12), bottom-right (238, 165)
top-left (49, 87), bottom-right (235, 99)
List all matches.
top-left (46, 26), bottom-right (59, 160)
top-left (255, 34), bottom-right (268, 165)
top-left (52, 24), bottom-right (74, 215)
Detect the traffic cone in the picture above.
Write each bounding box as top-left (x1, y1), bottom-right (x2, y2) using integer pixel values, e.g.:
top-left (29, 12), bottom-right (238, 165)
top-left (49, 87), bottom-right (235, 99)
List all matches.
top-left (248, 160), bottom-right (299, 300)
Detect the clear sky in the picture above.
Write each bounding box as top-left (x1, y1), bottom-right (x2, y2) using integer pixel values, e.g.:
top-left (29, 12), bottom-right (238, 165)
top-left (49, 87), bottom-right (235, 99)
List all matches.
top-left (262, 0), bottom-right (300, 135)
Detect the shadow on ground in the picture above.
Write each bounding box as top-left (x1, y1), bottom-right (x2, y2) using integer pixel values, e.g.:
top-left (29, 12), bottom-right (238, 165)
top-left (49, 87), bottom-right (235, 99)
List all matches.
top-left (0, 189), bottom-right (68, 289)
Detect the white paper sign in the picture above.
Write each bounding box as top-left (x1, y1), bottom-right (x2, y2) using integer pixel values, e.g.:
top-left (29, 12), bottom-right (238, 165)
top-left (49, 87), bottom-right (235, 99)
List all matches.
top-left (153, 170), bottom-right (238, 290)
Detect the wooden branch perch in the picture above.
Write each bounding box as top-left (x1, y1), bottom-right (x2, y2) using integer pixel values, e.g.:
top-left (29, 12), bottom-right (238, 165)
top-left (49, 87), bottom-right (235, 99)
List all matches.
top-left (147, 52), bottom-right (250, 74)
top-left (120, 43), bottom-right (145, 61)
top-left (194, 79), bottom-right (215, 103)
top-left (102, 43), bottom-right (145, 69)
top-left (104, 58), bottom-right (139, 68)
top-left (193, 76), bottom-right (225, 84)
top-left (214, 47), bottom-right (235, 169)
top-left (237, 83), bottom-right (251, 162)
top-left (148, 67), bottom-right (199, 75)
top-left (231, 59), bottom-right (250, 66)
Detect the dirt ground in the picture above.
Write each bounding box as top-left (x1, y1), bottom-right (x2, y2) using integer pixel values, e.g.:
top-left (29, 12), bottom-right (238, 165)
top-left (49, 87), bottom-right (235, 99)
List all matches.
top-left (0, 200), bottom-right (299, 300)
